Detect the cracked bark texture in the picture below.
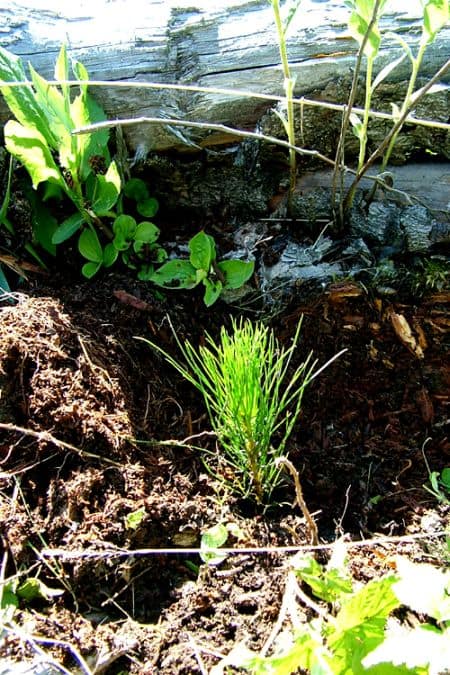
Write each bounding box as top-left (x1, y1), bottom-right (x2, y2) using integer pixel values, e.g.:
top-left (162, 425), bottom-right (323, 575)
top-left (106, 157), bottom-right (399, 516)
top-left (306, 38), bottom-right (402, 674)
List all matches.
top-left (1, 0), bottom-right (449, 157)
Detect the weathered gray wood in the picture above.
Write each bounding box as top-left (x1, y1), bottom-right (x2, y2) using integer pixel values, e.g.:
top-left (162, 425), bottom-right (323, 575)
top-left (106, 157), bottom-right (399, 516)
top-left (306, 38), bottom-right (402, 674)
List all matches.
top-left (1, 0), bottom-right (449, 156)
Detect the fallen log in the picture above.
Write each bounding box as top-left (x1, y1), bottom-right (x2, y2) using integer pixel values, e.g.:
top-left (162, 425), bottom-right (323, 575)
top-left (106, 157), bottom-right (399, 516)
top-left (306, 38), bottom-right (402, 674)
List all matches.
top-left (1, 0), bottom-right (449, 161)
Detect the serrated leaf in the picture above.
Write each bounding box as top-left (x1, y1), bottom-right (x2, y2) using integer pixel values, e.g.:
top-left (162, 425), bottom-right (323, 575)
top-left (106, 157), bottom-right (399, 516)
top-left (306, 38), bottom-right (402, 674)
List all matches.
top-left (393, 557), bottom-right (450, 621)
top-left (78, 228), bottom-right (103, 263)
top-left (134, 221), bottom-right (160, 243)
top-left (52, 212), bottom-right (84, 244)
top-left (189, 231), bottom-right (215, 271)
top-left (4, 120), bottom-right (64, 190)
top-left (218, 259), bottom-right (254, 290)
top-left (150, 259), bottom-right (197, 289)
top-left (329, 575), bottom-right (400, 668)
top-left (295, 554), bottom-right (353, 603)
top-left (334, 575), bottom-right (400, 633)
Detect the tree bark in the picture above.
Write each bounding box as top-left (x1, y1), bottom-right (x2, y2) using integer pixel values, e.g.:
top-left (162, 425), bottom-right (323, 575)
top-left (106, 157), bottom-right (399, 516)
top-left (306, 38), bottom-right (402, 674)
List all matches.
top-left (1, 0), bottom-right (449, 158)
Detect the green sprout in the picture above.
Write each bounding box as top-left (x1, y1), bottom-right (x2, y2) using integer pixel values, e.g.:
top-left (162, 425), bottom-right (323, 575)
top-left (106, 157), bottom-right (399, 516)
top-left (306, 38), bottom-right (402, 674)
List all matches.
top-left (141, 317), bottom-right (344, 504)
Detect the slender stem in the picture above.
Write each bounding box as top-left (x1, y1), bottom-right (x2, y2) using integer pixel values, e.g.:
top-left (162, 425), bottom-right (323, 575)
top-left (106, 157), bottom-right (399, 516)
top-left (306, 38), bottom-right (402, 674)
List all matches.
top-left (381, 40), bottom-right (427, 170)
top-left (271, 0), bottom-right (297, 200)
top-left (343, 56), bottom-right (450, 211)
top-left (358, 55), bottom-right (374, 171)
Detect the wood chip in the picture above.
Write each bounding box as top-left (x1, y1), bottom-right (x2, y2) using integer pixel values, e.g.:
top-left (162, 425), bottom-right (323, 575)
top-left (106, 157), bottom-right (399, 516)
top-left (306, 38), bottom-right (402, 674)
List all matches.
top-left (389, 311), bottom-right (424, 359)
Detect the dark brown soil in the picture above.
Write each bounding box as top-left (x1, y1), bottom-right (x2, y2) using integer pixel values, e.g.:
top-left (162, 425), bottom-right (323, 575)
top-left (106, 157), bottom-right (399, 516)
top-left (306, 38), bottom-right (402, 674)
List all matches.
top-left (0, 261), bottom-right (449, 673)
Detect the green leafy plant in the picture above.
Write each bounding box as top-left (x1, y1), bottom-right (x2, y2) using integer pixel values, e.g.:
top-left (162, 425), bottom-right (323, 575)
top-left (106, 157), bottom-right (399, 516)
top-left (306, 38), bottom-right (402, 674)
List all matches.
top-left (345, 0), bottom-right (389, 171)
top-left (343, 0), bottom-right (449, 210)
top-left (218, 552), bottom-right (450, 674)
top-left (0, 45), bottom-right (165, 280)
top-left (149, 230), bottom-right (254, 307)
top-left (0, 45), bottom-right (111, 249)
top-left (380, 0), bottom-right (449, 172)
top-left (141, 317), bottom-right (343, 504)
top-left (424, 467), bottom-right (450, 504)
top-left (269, 0), bottom-right (302, 198)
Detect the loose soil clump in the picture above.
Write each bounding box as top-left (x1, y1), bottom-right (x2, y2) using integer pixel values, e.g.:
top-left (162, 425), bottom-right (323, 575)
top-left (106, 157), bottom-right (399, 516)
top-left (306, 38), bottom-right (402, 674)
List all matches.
top-left (0, 266), bottom-right (449, 672)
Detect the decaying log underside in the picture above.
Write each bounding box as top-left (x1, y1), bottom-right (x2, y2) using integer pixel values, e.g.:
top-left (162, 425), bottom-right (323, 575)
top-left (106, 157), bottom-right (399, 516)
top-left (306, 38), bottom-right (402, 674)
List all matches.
top-left (1, 0), bottom-right (449, 162)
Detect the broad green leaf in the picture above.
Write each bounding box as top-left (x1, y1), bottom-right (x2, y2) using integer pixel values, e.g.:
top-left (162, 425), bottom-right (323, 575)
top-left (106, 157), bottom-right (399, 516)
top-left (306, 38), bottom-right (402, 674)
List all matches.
top-left (329, 576), bottom-right (400, 669)
top-left (52, 212), bottom-right (84, 244)
top-left (29, 63), bottom-right (73, 155)
top-left (0, 46), bottom-right (57, 146)
top-left (348, 12), bottom-right (381, 57)
top-left (150, 259), bottom-right (197, 289)
top-left (137, 197), bottom-right (159, 218)
top-left (82, 261), bottom-right (101, 278)
top-left (266, 630), bottom-right (332, 675)
top-left (4, 120), bottom-right (64, 189)
top-left (218, 259), bottom-right (254, 290)
top-left (203, 277), bottom-right (223, 307)
top-left (124, 178), bottom-right (149, 202)
top-left (422, 0), bottom-right (449, 45)
top-left (78, 228), bottom-right (103, 263)
top-left (363, 624), bottom-right (450, 673)
top-left (71, 92), bottom-right (109, 181)
top-left (295, 554), bottom-right (353, 603)
top-left (103, 242), bottom-right (119, 267)
top-left (441, 467), bottom-right (450, 489)
top-left (92, 160), bottom-right (121, 214)
top-left (0, 580), bottom-right (18, 624)
top-left (17, 577), bottom-right (64, 602)
top-left (334, 575), bottom-right (399, 634)
top-left (32, 200), bottom-right (58, 255)
top-left (113, 214), bottom-right (136, 240)
top-left (393, 557), bottom-right (450, 621)
top-left (200, 523), bottom-right (228, 564)
top-left (189, 231), bottom-right (215, 271)
top-left (134, 221), bottom-right (160, 243)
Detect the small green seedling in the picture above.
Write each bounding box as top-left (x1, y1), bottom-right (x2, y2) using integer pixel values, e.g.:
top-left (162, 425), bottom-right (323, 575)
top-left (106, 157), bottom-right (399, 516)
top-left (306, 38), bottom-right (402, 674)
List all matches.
top-left (141, 318), bottom-right (344, 504)
top-left (424, 467), bottom-right (450, 504)
top-left (200, 523), bottom-right (229, 565)
top-left (150, 230), bottom-right (254, 306)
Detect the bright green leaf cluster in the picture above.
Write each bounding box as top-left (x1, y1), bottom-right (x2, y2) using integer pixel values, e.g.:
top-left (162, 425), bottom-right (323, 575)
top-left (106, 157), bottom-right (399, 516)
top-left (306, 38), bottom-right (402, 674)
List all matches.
top-left (141, 318), bottom-right (330, 503)
top-left (221, 552), bottom-right (450, 675)
top-left (150, 231), bottom-right (254, 306)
